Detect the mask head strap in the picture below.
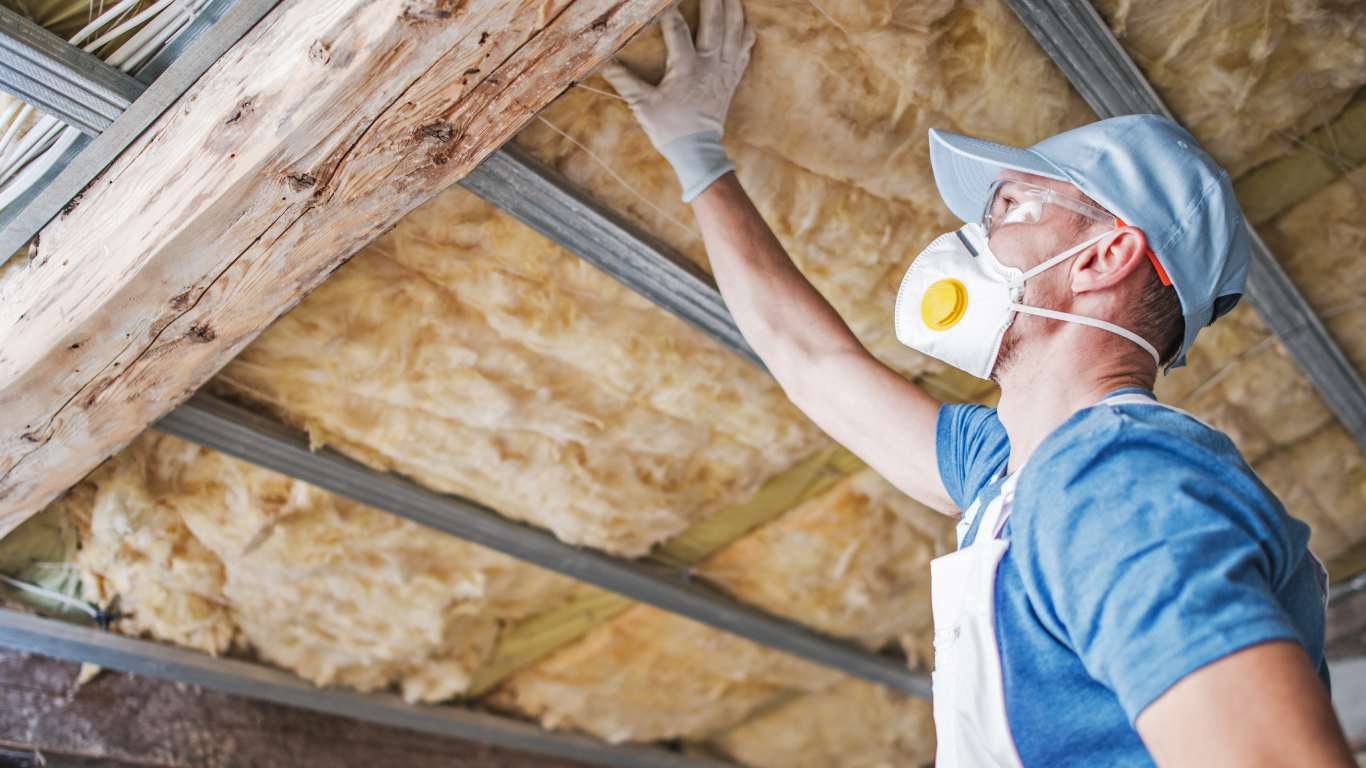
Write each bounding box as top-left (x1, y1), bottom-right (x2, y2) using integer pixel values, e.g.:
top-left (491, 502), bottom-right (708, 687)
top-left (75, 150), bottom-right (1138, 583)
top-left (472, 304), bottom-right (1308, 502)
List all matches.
top-left (1010, 228), bottom-right (1163, 367)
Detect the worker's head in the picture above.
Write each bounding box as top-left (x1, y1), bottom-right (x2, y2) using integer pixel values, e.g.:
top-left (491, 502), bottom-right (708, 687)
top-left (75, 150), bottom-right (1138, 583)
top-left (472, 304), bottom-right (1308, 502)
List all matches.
top-left (983, 169), bottom-right (1183, 378)
top-left (897, 115), bottom-right (1249, 383)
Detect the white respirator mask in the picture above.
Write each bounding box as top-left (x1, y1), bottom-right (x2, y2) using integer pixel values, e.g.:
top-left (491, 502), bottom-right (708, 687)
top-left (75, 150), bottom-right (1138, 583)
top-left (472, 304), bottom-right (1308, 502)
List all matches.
top-left (893, 222), bottom-right (1160, 380)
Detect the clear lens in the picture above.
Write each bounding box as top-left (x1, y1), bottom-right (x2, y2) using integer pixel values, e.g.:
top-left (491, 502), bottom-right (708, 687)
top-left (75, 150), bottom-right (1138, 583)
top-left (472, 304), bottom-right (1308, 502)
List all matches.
top-left (981, 179), bottom-right (1112, 237)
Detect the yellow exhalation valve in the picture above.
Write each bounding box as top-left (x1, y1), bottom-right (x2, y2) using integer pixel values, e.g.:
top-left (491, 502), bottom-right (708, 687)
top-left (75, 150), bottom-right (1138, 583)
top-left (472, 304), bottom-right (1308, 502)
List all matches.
top-left (921, 278), bottom-right (968, 330)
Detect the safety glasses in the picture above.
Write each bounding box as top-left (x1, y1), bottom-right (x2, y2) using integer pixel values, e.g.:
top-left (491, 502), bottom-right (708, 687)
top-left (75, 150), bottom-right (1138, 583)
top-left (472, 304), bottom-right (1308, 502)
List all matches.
top-left (980, 179), bottom-right (1171, 286)
top-left (981, 179), bottom-right (1115, 237)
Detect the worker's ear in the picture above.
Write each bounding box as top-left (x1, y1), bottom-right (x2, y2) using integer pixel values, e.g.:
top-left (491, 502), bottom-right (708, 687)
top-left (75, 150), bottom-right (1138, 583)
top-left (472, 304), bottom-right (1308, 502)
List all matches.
top-left (1069, 226), bottom-right (1149, 294)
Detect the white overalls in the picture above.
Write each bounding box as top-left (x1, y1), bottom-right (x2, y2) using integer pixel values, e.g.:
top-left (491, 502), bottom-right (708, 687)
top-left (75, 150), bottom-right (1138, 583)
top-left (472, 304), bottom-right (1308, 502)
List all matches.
top-left (928, 393), bottom-right (1331, 767)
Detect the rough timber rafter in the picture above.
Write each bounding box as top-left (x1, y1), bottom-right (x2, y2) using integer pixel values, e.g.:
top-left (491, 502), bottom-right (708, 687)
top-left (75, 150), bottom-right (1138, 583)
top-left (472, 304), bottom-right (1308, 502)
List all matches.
top-left (0, 0), bottom-right (673, 529)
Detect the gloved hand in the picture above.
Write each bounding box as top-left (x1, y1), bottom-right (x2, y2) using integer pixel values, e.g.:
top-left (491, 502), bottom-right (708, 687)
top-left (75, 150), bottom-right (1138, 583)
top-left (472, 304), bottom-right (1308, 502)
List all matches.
top-left (602, 0), bottom-right (755, 202)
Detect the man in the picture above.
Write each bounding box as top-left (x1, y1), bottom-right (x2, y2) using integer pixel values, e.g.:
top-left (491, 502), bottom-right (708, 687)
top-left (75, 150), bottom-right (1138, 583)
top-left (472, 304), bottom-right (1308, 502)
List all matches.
top-left (602, 1), bottom-right (1356, 765)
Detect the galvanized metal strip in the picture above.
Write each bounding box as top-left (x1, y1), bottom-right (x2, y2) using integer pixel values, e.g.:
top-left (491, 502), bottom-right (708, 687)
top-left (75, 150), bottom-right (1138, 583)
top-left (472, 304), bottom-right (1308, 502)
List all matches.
top-left (460, 145), bottom-right (762, 368)
top-left (0, 608), bottom-right (736, 768)
top-left (0, 6), bottom-right (142, 135)
top-left (156, 394), bottom-right (931, 698)
top-left (0, 0), bottom-right (279, 263)
top-left (1001, 0), bottom-right (1366, 446)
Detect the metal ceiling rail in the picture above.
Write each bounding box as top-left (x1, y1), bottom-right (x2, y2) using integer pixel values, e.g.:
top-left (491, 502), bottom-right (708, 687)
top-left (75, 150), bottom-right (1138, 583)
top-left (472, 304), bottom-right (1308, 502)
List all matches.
top-left (1001, 0), bottom-right (1366, 447)
top-left (461, 145), bottom-right (761, 367)
top-left (0, 608), bottom-right (736, 768)
top-left (0, 0), bottom-right (280, 262)
top-left (156, 394), bottom-right (931, 698)
top-left (0, 7), bottom-right (143, 136)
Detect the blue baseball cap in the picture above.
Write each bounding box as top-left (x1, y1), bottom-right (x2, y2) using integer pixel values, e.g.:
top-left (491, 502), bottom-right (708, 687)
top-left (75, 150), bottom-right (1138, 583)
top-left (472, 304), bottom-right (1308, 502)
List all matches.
top-left (927, 114), bottom-right (1250, 369)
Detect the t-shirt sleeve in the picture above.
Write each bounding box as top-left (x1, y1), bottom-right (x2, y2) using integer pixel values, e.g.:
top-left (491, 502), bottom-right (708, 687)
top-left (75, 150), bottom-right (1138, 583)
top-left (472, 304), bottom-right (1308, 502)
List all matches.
top-left (1013, 420), bottom-right (1304, 723)
top-left (935, 403), bottom-right (1010, 512)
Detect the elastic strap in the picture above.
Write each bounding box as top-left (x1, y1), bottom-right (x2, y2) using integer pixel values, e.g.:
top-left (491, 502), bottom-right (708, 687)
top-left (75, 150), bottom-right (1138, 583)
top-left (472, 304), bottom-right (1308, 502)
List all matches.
top-left (1008, 303), bottom-right (1161, 367)
top-left (1017, 229), bottom-right (1111, 283)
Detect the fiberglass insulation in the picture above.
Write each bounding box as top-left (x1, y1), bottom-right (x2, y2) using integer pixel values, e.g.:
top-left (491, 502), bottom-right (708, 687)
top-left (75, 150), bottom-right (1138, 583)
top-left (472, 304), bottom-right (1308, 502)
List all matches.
top-left (50, 431), bottom-right (579, 703)
top-left (213, 186), bottom-right (824, 558)
top-left (16, 0), bottom-right (1366, 763)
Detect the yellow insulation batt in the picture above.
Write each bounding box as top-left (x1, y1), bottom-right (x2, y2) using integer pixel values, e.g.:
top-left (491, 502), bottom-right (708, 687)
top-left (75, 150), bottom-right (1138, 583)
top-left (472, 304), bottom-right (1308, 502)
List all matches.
top-left (213, 185), bottom-right (824, 557)
top-left (488, 467), bottom-right (948, 747)
top-left (487, 604), bottom-right (846, 743)
top-left (49, 432), bottom-right (579, 703)
top-left (1253, 167), bottom-right (1366, 557)
top-left (710, 679), bottom-right (936, 768)
top-left (1092, 0), bottom-right (1366, 176)
top-left (697, 468), bottom-right (955, 668)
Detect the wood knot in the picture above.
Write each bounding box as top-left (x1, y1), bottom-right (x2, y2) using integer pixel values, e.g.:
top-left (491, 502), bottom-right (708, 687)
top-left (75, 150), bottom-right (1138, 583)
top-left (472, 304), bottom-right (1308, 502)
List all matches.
top-left (188, 324), bottom-right (216, 343)
top-left (170, 289), bottom-right (193, 310)
top-left (589, 5), bottom-right (620, 31)
top-left (308, 40), bottom-right (331, 64)
top-left (478, 31), bottom-right (488, 44)
top-left (416, 121), bottom-right (455, 143)
top-left (225, 99), bottom-right (254, 125)
top-left (401, 0), bottom-right (463, 24)
top-left (285, 172), bottom-right (317, 192)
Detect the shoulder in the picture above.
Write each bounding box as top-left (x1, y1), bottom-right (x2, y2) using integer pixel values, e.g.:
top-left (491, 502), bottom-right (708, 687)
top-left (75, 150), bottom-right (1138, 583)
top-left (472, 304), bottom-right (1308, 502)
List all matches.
top-left (1012, 400), bottom-right (1308, 579)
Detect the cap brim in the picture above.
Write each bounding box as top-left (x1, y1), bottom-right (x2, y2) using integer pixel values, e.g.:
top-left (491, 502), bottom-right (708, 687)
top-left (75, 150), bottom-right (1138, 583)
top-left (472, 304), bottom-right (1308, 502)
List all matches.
top-left (929, 129), bottom-right (1068, 223)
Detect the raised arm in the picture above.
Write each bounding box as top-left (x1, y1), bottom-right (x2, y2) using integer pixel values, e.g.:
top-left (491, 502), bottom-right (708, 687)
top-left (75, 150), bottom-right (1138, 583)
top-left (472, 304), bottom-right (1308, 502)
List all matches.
top-left (602, 0), bottom-right (953, 512)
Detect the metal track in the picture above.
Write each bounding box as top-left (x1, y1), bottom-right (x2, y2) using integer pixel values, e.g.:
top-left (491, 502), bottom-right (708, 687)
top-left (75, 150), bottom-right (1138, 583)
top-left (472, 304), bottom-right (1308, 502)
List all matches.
top-left (0, 0), bottom-right (279, 261)
top-left (156, 394), bottom-right (931, 698)
top-left (461, 145), bottom-right (760, 367)
top-left (0, 608), bottom-right (735, 768)
top-left (1002, 0), bottom-right (1366, 446)
top-left (0, 7), bottom-right (142, 135)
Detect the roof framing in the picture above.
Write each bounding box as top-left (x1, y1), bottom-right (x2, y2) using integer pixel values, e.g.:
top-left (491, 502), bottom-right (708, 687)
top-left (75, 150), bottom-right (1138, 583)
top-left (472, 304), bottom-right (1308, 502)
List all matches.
top-left (0, 607), bottom-right (736, 768)
top-left (1001, 0), bottom-right (1366, 447)
top-left (157, 393), bottom-right (931, 698)
top-left (0, 4), bottom-right (931, 705)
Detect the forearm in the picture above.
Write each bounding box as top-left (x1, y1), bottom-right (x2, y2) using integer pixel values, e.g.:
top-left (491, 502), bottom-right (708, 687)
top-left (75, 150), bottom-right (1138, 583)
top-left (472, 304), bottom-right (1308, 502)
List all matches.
top-left (691, 173), bottom-right (862, 382)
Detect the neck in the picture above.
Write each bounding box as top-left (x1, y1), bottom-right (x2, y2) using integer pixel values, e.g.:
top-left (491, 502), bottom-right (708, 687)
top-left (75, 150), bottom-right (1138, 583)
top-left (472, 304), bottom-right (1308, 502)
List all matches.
top-left (995, 344), bottom-right (1154, 474)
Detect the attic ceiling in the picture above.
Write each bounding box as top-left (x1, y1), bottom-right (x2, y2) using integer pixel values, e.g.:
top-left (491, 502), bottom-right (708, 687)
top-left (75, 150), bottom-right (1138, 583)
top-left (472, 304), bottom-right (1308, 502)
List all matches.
top-left (4, 0), bottom-right (1365, 765)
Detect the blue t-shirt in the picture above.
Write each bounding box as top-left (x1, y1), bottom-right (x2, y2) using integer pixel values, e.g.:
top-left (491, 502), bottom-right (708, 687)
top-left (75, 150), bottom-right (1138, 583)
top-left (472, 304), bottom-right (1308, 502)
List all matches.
top-left (936, 387), bottom-right (1329, 767)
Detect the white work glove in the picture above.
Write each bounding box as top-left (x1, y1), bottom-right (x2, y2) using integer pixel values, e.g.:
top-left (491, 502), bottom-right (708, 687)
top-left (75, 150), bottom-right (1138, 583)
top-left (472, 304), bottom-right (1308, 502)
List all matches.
top-left (602, 0), bottom-right (756, 202)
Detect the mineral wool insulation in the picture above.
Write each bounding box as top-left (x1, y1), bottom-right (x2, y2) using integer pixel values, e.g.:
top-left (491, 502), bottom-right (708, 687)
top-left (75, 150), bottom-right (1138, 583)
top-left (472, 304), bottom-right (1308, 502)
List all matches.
top-left (19, 0), bottom-right (1366, 764)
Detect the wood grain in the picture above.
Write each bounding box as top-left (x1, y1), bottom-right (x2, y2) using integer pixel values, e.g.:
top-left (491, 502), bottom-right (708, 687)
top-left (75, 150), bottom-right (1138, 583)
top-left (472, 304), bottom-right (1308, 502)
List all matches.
top-left (0, 0), bottom-right (669, 529)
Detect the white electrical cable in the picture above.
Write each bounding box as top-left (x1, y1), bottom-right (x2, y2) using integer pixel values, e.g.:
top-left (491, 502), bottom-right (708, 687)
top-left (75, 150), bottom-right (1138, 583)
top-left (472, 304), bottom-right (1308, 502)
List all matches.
top-left (0, 0), bottom-right (215, 218)
top-left (0, 572), bottom-right (100, 620)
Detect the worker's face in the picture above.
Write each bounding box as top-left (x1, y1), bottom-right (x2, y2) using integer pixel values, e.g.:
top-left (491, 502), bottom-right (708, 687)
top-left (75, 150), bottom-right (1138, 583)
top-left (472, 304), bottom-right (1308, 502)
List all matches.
top-left (988, 170), bottom-right (1111, 379)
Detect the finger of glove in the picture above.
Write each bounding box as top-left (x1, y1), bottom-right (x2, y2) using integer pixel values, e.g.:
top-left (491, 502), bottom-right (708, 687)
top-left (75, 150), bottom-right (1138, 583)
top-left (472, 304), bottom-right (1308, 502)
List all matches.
top-left (601, 61), bottom-right (653, 103)
top-left (723, 0), bottom-right (745, 59)
top-left (659, 6), bottom-right (695, 69)
top-left (740, 21), bottom-right (756, 59)
top-left (695, 0), bottom-right (724, 54)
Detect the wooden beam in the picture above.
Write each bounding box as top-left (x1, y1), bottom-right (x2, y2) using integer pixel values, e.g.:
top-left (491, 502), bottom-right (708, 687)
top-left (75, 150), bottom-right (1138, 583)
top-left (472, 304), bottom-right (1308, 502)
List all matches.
top-left (0, 0), bottom-right (671, 530)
